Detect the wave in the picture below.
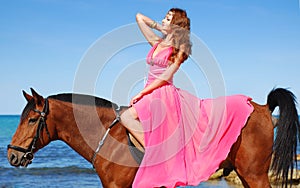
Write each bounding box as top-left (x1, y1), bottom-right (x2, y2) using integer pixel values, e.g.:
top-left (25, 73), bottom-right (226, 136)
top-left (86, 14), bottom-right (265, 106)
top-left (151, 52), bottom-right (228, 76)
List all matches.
top-left (0, 166), bottom-right (96, 176)
top-left (0, 166), bottom-right (102, 188)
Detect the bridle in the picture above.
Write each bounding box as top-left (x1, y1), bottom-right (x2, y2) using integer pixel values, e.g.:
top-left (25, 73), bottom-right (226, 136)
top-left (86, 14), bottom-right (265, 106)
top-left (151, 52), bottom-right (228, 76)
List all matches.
top-left (7, 98), bottom-right (51, 163)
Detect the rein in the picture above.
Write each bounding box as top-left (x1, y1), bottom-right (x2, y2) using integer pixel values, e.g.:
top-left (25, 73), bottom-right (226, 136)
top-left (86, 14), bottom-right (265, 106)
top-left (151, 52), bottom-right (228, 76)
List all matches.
top-left (91, 104), bottom-right (121, 168)
top-left (7, 98), bottom-right (51, 162)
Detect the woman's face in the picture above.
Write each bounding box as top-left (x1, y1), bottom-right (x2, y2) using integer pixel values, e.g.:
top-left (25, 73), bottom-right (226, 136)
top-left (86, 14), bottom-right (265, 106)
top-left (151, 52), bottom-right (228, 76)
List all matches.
top-left (161, 11), bottom-right (174, 34)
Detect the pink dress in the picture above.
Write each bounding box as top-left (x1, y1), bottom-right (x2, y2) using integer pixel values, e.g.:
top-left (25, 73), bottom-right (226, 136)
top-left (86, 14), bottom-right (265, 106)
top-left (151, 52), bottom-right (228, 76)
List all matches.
top-left (133, 43), bottom-right (253, 188)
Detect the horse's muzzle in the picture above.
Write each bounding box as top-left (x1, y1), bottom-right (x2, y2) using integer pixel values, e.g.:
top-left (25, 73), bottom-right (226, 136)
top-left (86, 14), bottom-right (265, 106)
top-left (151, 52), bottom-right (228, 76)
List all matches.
top-left (8, 150), bottom-right (33, 167)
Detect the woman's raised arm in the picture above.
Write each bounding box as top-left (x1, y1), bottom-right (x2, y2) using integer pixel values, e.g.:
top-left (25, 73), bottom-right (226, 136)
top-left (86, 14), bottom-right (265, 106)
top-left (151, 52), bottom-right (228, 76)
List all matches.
top-left (136, 13), bottom-right (163, 46)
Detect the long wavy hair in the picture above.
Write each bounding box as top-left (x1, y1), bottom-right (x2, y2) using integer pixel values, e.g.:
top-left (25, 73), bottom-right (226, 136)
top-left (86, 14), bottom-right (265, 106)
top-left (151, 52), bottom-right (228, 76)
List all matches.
top-left (168, 8), bottom-right (192, 63)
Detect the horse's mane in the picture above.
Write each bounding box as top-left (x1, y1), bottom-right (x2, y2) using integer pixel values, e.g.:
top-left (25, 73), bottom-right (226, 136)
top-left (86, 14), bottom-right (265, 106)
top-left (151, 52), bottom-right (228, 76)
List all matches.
top-left (48, 93), bottom-right (114, 108)
top-left (20, 93), bottom-right (115, 121)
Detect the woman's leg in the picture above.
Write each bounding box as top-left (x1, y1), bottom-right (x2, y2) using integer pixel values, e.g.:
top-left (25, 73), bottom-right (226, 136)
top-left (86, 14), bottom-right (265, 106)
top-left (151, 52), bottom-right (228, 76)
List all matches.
top-left (120, 107), bottom-right (145, 147)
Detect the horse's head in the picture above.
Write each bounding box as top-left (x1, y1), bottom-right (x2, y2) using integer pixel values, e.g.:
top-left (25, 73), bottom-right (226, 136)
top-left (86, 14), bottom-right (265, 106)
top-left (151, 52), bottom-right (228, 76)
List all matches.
top-left (7, 88), bottom-right (52, 167)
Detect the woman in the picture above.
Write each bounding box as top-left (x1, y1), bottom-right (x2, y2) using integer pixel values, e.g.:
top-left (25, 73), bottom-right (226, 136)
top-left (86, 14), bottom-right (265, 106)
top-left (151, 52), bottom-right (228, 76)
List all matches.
top-left (120, 8), bottom-right (253, 188)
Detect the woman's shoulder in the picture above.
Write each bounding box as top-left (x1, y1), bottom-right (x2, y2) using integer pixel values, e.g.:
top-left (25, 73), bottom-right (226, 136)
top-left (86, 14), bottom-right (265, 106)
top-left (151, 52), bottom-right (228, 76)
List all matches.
top-left (149, 38), bottom-right (163, 47)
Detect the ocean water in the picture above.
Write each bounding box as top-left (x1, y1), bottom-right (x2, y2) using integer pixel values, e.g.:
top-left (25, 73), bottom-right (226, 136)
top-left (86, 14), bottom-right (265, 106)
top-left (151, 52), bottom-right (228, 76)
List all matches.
top-left (1, 115), bottom-right (102, 188)
top-left (0, 115), bottom-right (298, 188)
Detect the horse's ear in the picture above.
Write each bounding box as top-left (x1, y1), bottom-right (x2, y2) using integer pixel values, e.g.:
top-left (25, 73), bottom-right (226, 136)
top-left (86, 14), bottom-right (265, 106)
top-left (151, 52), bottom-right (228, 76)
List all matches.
top-left (30, 88), bottom-right (44, 104)
top-left (23, 90), bottom-right (32, 102)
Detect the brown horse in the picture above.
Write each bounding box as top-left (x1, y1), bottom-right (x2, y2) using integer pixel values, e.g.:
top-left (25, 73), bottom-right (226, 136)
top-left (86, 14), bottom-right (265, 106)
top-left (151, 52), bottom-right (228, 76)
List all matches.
top-left (7, 88), bottom-right (300, 187)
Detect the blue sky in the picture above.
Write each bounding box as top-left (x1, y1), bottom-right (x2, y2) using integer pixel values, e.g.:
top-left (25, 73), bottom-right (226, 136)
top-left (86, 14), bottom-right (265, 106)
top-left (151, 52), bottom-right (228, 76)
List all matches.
top-left (1, 0), bottom-right (300, 114)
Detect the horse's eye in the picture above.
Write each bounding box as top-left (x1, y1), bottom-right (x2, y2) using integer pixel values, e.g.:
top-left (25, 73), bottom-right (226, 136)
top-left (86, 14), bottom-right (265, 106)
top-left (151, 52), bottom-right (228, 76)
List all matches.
top-left (28, 118), bottom-right (38, 125)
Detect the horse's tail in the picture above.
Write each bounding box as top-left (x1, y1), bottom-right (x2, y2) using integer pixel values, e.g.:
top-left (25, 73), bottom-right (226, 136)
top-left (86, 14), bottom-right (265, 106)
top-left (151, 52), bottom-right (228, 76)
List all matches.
top-left (267, 88), bottom-right (300, 186)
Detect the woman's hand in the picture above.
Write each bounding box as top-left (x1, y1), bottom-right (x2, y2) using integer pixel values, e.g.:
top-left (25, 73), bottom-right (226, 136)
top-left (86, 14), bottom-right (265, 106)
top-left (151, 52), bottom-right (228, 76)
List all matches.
top-left (130, 93), bottom-right (144, 106)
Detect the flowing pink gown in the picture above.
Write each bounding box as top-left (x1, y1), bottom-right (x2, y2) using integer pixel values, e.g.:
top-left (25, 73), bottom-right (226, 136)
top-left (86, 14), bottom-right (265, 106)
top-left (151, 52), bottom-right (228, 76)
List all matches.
top-left (132, 43), bottom-right (253, 188)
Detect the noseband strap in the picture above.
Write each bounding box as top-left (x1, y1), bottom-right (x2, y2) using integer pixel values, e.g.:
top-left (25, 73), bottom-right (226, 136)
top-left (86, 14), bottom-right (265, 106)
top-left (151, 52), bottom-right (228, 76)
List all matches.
top-left (7, 98), bottom-right (50, 156)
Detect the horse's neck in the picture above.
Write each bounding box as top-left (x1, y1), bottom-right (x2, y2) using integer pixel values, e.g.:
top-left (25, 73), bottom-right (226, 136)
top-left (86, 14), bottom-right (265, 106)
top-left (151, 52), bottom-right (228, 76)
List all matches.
top-left (51, 100), bottom-right (116, 163)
